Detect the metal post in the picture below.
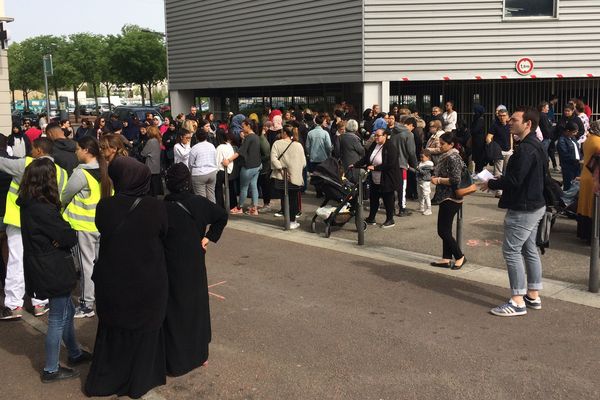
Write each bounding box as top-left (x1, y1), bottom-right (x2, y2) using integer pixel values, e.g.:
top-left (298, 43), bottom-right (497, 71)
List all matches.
top-left (456, 205), bottom-right (463, 250)
top-left (43, 55), bottom-right (52, 119)
top-left (356, 169), bottom-right (365, 246)
top-left (43, 69), bottom-right (50, 119)
top-left (283, 168), bottom-right (290, 230)
top-left (589, 194), bottom-right (600, 293)
top-left (224, 169), bottom-right (230, 213)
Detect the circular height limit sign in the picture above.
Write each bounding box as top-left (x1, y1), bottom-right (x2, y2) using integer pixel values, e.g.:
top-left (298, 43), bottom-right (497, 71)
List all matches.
top-left (516, 57), bottom-right (534, 75)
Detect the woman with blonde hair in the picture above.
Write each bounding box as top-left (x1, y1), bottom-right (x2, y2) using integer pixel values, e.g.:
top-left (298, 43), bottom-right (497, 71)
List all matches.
top-left (142, 126), bottom-right (164, 196)
top-left (99, 134), bottom-right (128, 163)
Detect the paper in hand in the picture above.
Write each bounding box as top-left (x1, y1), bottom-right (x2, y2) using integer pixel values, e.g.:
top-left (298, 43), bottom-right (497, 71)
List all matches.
top-left (475, 169), bottom-right (495, 183)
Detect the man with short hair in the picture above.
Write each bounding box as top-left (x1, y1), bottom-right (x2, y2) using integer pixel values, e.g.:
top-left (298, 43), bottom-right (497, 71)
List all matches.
top-left (45, 122), bottom-right (79, 176)
top-left (482, 106), bottom-right (547, 317)
top-left (486, 109), bottom-right (512, 197)
top-left (306, 115), bottom-right (332, 197)
top-left (390, 116), bottom-right (417, 216)
top-left (372, 104), bottom-right (380, 116)
top-left (186, 106), bottom-right (199, 122)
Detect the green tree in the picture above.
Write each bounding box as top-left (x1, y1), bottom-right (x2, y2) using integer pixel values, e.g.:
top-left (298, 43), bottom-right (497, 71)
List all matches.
top-left (68, 33), bottom-right (104, 114)
top-left (99, 35), bottom-right (120, 110)
top-left (110, 25), bottom-right (166, 106)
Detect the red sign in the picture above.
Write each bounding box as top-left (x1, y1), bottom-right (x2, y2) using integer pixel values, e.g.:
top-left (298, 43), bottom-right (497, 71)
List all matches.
top-left (516, 57), bottom-right (534, 75)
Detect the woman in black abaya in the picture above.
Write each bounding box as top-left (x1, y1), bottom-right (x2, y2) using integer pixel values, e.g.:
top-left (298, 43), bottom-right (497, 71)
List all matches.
top-left (162, 163), bottom-right (228, 376)
top-left (85, 156), bottom-right (168, 399)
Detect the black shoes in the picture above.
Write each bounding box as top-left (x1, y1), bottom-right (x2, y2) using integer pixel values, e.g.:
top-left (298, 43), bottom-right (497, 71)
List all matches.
top-left (364, 218), bottom-right (377, 225)
top-left (430, 261), bottom-right (451, 268)
top-left (451, 257), bottom-right (467, 270)
top-left (67, 350), bottom-right (93, 367)
top-left (397, 209), bottom-right (412, 217)
top-left (382, 220), bottom-right (395, 228)
top-left (41, 366), bottom-right (80, 383)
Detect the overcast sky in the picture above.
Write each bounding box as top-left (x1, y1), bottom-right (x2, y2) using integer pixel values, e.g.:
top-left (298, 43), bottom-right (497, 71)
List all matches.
top-left (5, 0), bottom-right (165, 43)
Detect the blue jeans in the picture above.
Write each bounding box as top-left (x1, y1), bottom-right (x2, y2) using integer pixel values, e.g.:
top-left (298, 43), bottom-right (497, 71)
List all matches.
top-left (239, 166), bottom-right (261, 207)
top-left (45, 295), bottom-right (81, 373)
top-left (502, 207), bottom-right (546, 296)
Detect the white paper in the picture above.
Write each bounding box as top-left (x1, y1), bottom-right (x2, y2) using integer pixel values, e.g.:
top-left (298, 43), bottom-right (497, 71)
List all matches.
top-left (475, 169), bottom-right (495, 183)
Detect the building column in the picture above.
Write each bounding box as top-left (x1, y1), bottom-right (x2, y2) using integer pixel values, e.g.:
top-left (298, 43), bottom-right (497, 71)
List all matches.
top-left (362, 81), bottom-right (390, 113)
top-left (169, 89), bottom-right (195, 117)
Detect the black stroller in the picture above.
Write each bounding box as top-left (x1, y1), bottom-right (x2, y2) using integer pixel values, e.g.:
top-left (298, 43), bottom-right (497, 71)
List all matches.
top-left (309, 158), bottom-right (368, 238)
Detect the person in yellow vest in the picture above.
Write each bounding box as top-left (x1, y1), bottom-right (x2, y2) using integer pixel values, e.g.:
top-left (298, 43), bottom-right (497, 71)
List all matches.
top-left (61, 136), bottom-right (113, 318)
top-left (0, 138), bottom-right (68, 320)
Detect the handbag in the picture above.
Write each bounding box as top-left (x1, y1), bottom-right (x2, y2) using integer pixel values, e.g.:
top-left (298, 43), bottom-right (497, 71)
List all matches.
top-left (454, 164), bottom-right (477, 198)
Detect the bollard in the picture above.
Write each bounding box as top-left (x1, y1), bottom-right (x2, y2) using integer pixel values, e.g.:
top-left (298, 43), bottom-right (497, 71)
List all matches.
top-left (283, 168), bottom-right (291, 231)
top-left (224, 169), bottom-right (230, 213)
top-left (456, 205), bottom-right (463, 250)
top-left (589, 193), bottom-right (600, 293)
top-left (356, 169), bottom-right (365, 246)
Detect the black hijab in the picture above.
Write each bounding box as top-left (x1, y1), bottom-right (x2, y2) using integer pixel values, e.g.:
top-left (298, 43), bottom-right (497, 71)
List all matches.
top-left (108, 156), bottom-right (151, 196)
top-left (165, 163), bottom-right (192, 194)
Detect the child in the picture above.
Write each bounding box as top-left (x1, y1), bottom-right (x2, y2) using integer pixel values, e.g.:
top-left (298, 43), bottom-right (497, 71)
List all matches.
top-left (557, 121), bottom-right (581, 191)
top-left (18, 158), bottom-right (91, 383)
top-left (416, 150), bottom-right (434, 215)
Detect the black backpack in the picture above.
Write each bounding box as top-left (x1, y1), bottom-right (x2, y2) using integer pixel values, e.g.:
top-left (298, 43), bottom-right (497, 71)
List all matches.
top-left (536, 147), bottom-right (558, 254)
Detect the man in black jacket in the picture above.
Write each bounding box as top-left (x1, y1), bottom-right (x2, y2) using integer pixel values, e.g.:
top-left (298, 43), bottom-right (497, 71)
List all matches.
top-left (46, 123), bottom-right (79, 176)
top-left (482, 106), bottom-right (547, 317)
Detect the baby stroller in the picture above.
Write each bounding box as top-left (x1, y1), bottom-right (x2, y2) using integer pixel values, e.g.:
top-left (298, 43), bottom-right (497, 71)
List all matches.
top-left (309, 158), bottom-right (368, 238)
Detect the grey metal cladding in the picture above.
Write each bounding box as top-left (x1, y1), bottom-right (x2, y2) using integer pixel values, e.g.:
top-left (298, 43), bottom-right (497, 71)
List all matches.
top-left (165, 0), bottom-right (363, 90)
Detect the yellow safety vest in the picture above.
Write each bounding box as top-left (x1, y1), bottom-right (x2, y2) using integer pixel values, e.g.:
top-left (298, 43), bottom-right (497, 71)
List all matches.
top-left (4, 157), bottom-right (68, 228)
top-left (63, 169), bottom-right (102, 232)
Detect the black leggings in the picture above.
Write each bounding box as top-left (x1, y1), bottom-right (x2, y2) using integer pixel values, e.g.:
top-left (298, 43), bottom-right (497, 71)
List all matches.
top-left (437, 200), bottom-right (464, 260)
top-left (258, 173), bottom-right (272, 205)
top-left (216, 171), bottom-right (239, 209)
top-left (368, 183), bottom-right (395, 222)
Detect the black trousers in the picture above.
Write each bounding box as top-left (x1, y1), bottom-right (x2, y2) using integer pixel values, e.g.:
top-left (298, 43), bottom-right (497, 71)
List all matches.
top-left (437, 200), bottom-right (464, 260)
top-left (275, 180), bottom-right (301, 222)
top-left (258, 173), bottom-right (272, 205)
top-left (368, 183), bottom-right (395, 222)
top-left (216, 171), bottom-right (239, 209)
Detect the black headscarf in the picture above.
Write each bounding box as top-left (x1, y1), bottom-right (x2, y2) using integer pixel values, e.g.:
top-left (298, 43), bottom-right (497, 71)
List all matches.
top-left (165, 163), bottom-right (191, 193)
top-left (108, 156), bottom-right (151, 196)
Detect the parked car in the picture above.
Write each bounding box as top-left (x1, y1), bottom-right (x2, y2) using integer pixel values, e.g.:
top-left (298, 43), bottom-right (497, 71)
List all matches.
top-left (102, 106), bottom-right (165, 126)
top-left (11, 109), bottom-right (39, 127)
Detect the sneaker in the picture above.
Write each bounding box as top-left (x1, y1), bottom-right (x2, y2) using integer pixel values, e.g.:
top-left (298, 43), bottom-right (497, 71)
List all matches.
top-left (417, 208), bottom-right (425, 213)
top-left (296, 212), bottom-right (302, 218)
top-left (230, 207), bottom-right (243, 215)
top-left (41, 366), bottom-right (79, 383)
top-left (364, 218), bottom-right (377, 225)
top-left (74, 306), bottom-right (95, 319)
top-left (244, 207), bottom-right (259, 216)
top-left (260, 204), bottom-right (272, 212)
top-left (67, 350), bottom-right (93, 367)
top-left (490, 299), bottom-right (527, 317)
top-left (274, 211), bottom-right (284, 217)
top-left (33, 304), bottom-right (49, 317)
top-left (289, 221), bottom-right (300, 230)
top-left (397, 209), bottom-right (412, 217)
top-left (381, 220), bottom-right (395, 228)
top-left (524, 295), bottom-right (542, 310)
top-left (0, 306), bottom-right (22, 320)
top-left (423, 209), bottom-right (432, 216)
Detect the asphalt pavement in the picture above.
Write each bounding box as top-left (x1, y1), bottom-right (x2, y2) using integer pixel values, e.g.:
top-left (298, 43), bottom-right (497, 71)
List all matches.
top-left (1, 229), bottom-right (599, 400)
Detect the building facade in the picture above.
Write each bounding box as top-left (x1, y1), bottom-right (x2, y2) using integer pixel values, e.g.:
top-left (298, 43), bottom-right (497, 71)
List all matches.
top-left (0, 0), bottom-right (12, 134)
top-left (166, 0), bottom-right (600, 119)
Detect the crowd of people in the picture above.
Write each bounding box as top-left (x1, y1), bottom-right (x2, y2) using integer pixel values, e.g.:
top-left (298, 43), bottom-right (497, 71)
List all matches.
top-left (0, 93), bottom-right (596, 395)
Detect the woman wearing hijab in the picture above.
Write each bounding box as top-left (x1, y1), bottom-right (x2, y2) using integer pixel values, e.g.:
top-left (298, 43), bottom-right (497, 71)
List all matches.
top-left (8, 124), bottom-right (31, 158)
top-left (230, 114), bottom-right (246, 146)
top-left (85, 156), bottom-right (168, 399)
top-left (162, 163), bottom-right (228, 376)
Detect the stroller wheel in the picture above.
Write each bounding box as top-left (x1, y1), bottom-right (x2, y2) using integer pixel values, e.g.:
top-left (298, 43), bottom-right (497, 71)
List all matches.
top-left (324, 224), bottom-right (331, 238)
top-left (310, 218), bottom-right (317, 233)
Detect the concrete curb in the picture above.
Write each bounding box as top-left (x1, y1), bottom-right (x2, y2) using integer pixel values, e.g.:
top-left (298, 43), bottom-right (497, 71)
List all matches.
top-left (228, 219), bottom-right (600, 310)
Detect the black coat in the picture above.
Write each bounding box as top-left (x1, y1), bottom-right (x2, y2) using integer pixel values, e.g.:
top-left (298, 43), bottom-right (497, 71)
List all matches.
top-left (354, 141), bottom-right (400, 193)
top-left (163, 191), bottom-right (228, 376)
top-left (19, 198), bottom-right (77, 299)
top-left (539, 112), bottom-right (554, 141)
top-left (488, 133), bottom-right (547, 211)
top-left (52, 139), bottom-right (79, 176)
top-left (92, 195), bottom-right (168, 331)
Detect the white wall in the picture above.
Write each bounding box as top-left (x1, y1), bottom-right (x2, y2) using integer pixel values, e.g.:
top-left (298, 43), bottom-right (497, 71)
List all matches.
top-left (0, 0), bottom-right (11, 135)
top-left (364, 0), bottom-right (600, 81)
top-left (169, 89), bottom-right (194, 117)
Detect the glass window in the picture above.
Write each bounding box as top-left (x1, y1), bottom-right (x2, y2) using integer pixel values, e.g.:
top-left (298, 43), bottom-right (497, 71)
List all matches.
top-left (504, 0), bottom-right (557, 18)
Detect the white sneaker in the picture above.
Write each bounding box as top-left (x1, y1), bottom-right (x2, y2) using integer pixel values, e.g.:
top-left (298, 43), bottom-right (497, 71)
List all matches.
top-left (289, 222), bottom-right (300, 230)
top-left (423, 209), bottom-right (432, 216)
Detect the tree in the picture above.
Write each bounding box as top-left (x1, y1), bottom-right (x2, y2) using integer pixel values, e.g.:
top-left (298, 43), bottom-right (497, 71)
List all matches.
top-left (69, 33), bottom-right (104, 114)
top-left (98, 35), bottom-right (120, 110)
top-left (110, 25), bottom-right (167, 106)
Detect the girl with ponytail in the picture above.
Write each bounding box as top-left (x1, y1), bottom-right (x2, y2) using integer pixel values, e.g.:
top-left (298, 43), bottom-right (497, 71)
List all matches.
top-left (61, 136), bottom-right (114, 318)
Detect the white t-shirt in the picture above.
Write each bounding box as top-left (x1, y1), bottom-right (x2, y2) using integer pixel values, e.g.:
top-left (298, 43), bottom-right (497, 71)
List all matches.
top-left (442, 111), bottom-right (457, 132)
top-left (370, 143), bottom-right (384, 185)
top-left (216, 143), bottom-right (234, 173)
top-left (174, 143), bottom-right (191, 165)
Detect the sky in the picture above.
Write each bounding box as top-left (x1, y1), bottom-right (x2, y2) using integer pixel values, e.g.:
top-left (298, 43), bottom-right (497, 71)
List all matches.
top-left (5, 0), bottom-right (165, 43)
